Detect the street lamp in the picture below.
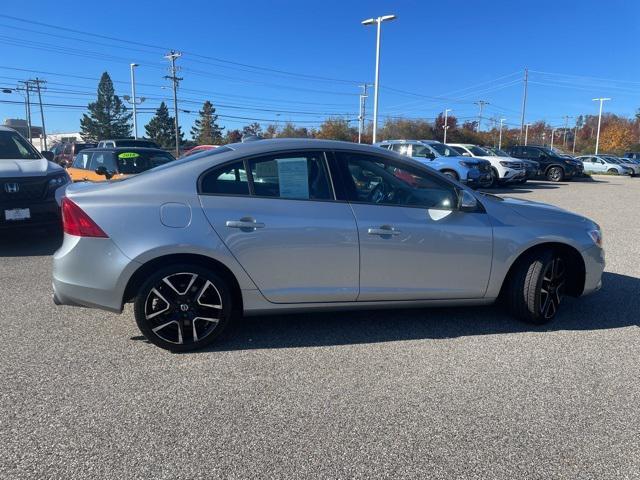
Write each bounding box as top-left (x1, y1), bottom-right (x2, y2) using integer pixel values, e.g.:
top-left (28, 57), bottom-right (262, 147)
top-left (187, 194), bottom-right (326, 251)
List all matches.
top-left (550, 127), bottom-right (558, 150)
top-left (592, 97), bottom-right (611, 154)
top-left (362, 14), bottom-right (396, 144)
top-left (498, 118), bottom-right (506, 149)
top-left (443, 108), bottom-right (451, 143)
top-left (524, 123), bottom-right (531, 146)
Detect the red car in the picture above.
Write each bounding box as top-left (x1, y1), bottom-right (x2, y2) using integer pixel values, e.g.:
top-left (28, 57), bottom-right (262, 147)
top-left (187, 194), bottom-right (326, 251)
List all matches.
top-left (180, 145), bottom-right (219, 158)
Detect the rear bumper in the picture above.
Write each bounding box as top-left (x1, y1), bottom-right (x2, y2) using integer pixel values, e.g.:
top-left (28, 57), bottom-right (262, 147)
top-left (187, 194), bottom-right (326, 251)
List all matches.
top-left (52, 234), bottom-right (139, 313)
top-left (0, 198), bottom-right (60, 229)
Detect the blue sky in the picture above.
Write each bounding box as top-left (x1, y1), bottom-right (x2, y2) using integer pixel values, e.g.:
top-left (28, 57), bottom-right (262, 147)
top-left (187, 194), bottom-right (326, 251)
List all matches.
top-left (1, 0), bottom-right (639, 136)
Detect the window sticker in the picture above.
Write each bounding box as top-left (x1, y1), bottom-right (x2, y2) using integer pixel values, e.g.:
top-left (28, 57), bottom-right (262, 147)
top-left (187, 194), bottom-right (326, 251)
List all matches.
top-left (276, 158), bottom-right (309, 199)
top-left (118, 152), bottom-right (140, 159)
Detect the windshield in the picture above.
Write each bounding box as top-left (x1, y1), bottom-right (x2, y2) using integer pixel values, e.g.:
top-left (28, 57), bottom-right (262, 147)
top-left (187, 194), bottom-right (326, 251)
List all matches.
top-left (0, 130), bottom-right (41, 160)
top-left (428, 143), bottom-right (460, 157)
top-left (115, 140), bottom-right (158, 148)
top-left (116, 151), bottom-right (176, 174)
top-left (604, 157), bottom-right (622, 164)
top-left (468, 145), bottom-right (492, 156)
top-left (487, 148), bottom-right (509, 157)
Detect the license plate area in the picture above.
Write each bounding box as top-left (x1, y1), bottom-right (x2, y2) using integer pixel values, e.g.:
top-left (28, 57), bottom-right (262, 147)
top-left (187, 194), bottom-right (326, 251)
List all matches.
top-left (4, 208), bottom-right (31, 221)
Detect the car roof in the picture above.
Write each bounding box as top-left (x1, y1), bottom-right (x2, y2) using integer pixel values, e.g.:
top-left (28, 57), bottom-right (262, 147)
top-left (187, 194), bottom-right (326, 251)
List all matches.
top-left (81, 147), bottom-right (170, 153)
top-left (0, 126), bottom-right (17, 132)
top-left (376, 139), bottom-right (442, 145)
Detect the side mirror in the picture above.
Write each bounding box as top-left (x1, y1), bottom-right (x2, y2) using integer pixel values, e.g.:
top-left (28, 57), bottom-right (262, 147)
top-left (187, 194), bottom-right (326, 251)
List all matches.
top-left (41, 150), bottom-right (54, 161)
top-left (458, 190), bottom-right (478, 212)
top-left (462, 152), bottom-right (472, 157)
top-left (95, 166), bottom-right (114, 180)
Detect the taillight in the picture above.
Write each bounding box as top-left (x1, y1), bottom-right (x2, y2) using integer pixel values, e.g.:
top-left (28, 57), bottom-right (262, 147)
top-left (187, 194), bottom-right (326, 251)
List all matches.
top-left (61, 197), bottom-right (108, 238)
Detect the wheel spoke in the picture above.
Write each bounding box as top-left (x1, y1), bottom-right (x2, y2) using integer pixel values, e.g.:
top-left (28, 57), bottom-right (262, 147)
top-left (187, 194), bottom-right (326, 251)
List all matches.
top-left (192, 317), bottom-right (219, 342)
top-left (146, 288), bottom-right (170, 319)
top-left (197, 281), bottom-right (223, 309)
top-left (163, 273), bottom-right (198, 296)
top-left (152, 320), bottom-right (183, 344)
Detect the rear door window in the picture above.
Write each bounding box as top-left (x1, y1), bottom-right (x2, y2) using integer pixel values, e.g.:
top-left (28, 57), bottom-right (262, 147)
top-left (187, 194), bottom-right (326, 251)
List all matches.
top-left (249, 152), bottom-right (332, 200)
top-left (72, 152), bottom-right (92, 169)
top-left (90, 152), bottom-right (117, 171)
top-left (116, 151), bottom-right (175, 174)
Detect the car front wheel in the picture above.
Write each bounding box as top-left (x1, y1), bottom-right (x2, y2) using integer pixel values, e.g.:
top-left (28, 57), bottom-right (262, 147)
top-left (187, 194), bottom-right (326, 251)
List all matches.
top-left (506, 250), bottom-right (566, 324)
top-left (546, 166), bottom-right (565, 182)
top-left (134, 264), bottom-right (233, 352)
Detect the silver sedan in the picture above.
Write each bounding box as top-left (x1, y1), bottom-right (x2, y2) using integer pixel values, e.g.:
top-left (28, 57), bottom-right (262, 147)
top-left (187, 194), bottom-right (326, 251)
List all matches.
top-left (53, 139), bottom-right (605, 351)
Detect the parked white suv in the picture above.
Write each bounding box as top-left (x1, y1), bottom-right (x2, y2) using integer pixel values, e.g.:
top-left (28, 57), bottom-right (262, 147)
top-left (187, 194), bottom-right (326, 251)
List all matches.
top-left (448, 143), bottom-right (526, 186)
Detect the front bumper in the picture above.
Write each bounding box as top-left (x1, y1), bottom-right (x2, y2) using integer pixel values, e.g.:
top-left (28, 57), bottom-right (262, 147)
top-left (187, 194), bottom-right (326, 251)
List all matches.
top-left (464, 168), bottom-right (493, 187)
top-left (581, 244), bottom-right (605, 296)
top-left (500, 169), bottom-right (527, 183)
top-left (0, 197), bottom-right (60, 229)
top-left (52, 234), bottom-right (140, 313)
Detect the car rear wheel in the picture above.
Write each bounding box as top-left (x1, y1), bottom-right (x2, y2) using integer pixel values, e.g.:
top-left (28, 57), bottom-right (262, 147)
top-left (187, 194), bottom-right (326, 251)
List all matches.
top-left (133, 264), bottom-right (233, 352)
top-left (506, 250), bottom-right (567, 324)
top-left (546, 166), bottom-right (565, 182)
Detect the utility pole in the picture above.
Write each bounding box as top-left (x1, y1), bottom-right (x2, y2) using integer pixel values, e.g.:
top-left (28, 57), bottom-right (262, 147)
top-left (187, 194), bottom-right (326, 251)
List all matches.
top-left (164, 51), bottom-right (183, 157)
top-left (498, 118), bottom-right (506, 149)
top-left (474, 100), bottom-right (488, 132)
top-left (573, 123), bottom-right (578, 154)
top-left (18, 80), bottom-right (32, 142)
top-left (519, 68), bottom-right (528, 141)
top-left (357, 84), bottom-right (369, 143)
top-left (592, 97), bottom-right (611, 155)
top-left (443, 108), bottom-right (451, 143)
top-left (562, 115), bottom-right (571, 147)
top-left (130, 63), bottom-right (139, 139)
top-left (550, 127), bottom-right (558, 150)
top-left (524, 123), bottom-right (531, 146)
top-left (31, 78), bottom-right (47, 150)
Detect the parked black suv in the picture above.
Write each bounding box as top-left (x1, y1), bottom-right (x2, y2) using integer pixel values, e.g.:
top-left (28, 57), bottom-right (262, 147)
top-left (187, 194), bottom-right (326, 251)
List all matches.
top-left (507, 145), bottom-right (583, 182)
top-left (0, 127), bottom-right (70, 229)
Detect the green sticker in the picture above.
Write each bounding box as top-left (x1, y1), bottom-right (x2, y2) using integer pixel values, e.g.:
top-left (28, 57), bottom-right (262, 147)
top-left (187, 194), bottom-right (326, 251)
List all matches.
top-left (118, 152), bottom-right (140, 159)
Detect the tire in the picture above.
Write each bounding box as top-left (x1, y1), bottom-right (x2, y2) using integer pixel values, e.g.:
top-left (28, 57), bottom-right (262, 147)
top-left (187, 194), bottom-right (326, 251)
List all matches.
top-left (487, 168), bottom-right (499, 188)
top-left (441, 170), bottom-right (459, 181)
top-left (133, 263), bottom-right (234, 352)
top-left (546, 166), bottom-right (565, 182)
top-left (607, 168), bottom-right (618, 174)
top-left (506, 250), bottom-right (567, 325)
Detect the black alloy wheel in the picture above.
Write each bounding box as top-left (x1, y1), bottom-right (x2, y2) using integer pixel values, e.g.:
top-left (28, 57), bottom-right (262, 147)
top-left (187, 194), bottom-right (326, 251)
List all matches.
top-left (134, 265), bottom-right (233, 352)
top-left (546, 166), bottom-right (565, 182)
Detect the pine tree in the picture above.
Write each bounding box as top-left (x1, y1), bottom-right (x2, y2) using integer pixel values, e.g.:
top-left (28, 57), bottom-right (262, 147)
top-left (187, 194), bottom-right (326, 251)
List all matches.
top-left (80, 72), bottom-right (132, 141)
top-left (191, 101), bottom-right (224, 144)
top-left (145, 102), bottom-right (184, 148)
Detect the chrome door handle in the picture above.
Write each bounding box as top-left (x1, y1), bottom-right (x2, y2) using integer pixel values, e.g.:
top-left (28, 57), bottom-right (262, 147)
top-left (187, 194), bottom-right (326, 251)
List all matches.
top-left (225, 219), bottom-right (265, 230)
top-left (367, 226), bottom-right (401, 236)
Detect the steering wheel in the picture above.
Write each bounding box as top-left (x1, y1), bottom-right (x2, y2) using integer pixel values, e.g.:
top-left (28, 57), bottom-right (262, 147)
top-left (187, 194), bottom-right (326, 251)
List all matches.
top-left (368, 182), bottom-right (388, 203)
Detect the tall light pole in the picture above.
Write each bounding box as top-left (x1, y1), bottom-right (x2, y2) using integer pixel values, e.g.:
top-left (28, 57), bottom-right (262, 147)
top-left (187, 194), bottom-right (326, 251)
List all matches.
top-left (573, 122), bottom-right (579, 154)
top-left (443, 108), bottom-right (451, 143)
top-left (498, 118), bottom-right (506, 149)
top-left (519, 68), bottom-right (528, 141)
top-left (592, 97), bottom-right (610, 154)
top-left (362, 14), bottom-right (396, 144)
top-left (550, 127), bottom-right (558, 150)
top-left (524, 123), bottom-right (531, 146)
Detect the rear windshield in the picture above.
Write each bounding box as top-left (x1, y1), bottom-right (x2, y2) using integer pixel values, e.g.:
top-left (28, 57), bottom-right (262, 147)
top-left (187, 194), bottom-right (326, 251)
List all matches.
top-left (0, 130), bottom-right (41, 160)
top-left (116, 151), bottom-right (176, 174)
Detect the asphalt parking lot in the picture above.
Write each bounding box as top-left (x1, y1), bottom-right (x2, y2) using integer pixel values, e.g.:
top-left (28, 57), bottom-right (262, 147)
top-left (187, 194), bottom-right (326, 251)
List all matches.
top-left (1, 176), bottom-right (639, 479)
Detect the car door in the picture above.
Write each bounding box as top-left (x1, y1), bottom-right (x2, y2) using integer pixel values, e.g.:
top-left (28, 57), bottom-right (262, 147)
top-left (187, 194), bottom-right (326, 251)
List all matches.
top-left (334, 151), bottom-right (493, 301)
top-left (199, 150), bottom-right (359, 303)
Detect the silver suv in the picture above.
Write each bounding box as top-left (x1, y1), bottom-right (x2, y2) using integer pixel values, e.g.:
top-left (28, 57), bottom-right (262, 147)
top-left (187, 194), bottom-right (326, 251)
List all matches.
top-left (375, 140), bottom-right (493, 188)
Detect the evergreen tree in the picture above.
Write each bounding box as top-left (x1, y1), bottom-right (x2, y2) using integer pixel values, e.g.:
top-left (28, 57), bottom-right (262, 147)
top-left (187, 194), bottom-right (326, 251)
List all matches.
top-left (80, 72), bottom-right (132, 141)
top-left (190, 101), bottom-right (224, 144)
top-left (242, 122), bottom-right (262, 137)
top-left (145, 102), bottom-right (184, 148)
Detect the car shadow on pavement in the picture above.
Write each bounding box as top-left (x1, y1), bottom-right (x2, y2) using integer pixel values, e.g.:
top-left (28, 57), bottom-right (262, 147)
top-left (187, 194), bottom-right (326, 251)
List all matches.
top-left (204, 272), bottom-right (639, 352)
top-left (0, 228), bottom-right (62, 257)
